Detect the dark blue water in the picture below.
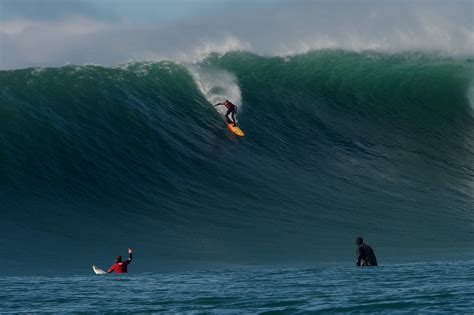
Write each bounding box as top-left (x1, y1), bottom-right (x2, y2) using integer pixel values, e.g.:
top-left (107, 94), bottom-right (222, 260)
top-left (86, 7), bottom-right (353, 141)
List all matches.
top-left (0, 50), bottom-right (473, 279)
top-left (2, 260), bottom-right (474, 313)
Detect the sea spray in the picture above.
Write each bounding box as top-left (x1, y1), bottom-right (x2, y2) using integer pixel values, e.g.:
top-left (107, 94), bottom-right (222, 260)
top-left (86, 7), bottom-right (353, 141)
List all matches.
top-left (187, 64), bottom-right (243, 117)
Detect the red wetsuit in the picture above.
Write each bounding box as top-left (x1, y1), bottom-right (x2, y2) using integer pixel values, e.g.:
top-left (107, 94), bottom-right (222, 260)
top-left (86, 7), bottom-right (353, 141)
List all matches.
top-left (108, 253), bottom-right (132, 274)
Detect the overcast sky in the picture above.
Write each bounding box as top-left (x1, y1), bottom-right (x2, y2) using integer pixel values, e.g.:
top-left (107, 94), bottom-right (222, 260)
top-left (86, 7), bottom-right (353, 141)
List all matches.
top-left (0, 0), bottom-right (472, 69)
top-left (0, 0), bottom-right (282, 23)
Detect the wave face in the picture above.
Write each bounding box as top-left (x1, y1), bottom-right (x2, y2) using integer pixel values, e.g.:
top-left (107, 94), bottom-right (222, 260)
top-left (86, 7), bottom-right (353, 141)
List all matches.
top-left (1, 51), bottom-right (473, 273)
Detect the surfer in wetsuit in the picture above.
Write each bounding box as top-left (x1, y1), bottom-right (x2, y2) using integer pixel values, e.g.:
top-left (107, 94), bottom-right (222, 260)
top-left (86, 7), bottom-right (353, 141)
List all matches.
top-left (108, 248), bottom-right (133, 274)
top-left (355, 237), bottom-right (378, 266)
top-left (214, 100), bottom-right (238, 126)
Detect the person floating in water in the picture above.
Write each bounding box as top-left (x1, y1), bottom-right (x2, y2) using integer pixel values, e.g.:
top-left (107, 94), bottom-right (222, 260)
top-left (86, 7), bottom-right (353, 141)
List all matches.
top-left (214, 100), bottom-right (238, 127)
top-left (355, 237), bottom-right (378, 266)
top-left (108, 248), bottom-right (133, 274)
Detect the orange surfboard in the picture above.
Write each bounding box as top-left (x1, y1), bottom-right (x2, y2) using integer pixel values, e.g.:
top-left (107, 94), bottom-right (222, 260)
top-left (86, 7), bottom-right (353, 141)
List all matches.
top-left (222, 115), bottom-right (244, 137)
top-left (227, 123), bottom-right (245, 137)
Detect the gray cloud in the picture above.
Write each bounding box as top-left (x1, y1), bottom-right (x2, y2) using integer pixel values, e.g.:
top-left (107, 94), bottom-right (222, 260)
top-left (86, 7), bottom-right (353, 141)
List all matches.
top-left (0, 0), bottom-right (473, 69)
top-left (0, 0), bottom-right (102, 21)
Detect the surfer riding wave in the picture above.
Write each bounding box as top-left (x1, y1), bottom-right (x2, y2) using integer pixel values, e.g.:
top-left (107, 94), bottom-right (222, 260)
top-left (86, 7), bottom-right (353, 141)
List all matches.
top-left (215, 100), bottom-right (238, 126)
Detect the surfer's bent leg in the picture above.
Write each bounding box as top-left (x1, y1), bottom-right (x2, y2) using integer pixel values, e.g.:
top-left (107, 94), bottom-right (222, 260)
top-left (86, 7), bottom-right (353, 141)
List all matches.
top-left (231, 108), bottom-right (237, 127)
top-left (231, 109), bottom-right (237, 126)
top-left (225, 108), bottom-right (232, 124)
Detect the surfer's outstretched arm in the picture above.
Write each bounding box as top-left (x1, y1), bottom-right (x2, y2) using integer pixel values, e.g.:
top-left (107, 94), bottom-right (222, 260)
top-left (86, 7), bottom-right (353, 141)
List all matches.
top-left (214, 103), bottom-right (223, 106)
top-left (126, 248), bottom-right (133, 264)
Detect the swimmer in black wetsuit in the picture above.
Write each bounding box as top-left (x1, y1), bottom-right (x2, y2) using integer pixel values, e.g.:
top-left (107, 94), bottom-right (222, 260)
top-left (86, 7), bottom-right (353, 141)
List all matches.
top-left (214, 100), bottom-right (237, 127)
top-left (355, 237), bottom-right (378, 266)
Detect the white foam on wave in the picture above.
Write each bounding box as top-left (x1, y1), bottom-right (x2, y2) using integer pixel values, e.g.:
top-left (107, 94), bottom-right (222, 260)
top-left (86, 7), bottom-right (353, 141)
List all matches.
top-left (187, 64), bottom-right (243, 117)
top-left (176, 37), bottom-right (251, 64)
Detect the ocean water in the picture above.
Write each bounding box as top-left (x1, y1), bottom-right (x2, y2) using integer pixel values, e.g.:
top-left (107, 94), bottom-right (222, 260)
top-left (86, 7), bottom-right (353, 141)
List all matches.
top-left (1, 51), bottom-right (473, 275)
top-left (0, 50), bottom-right (473, 312)
top-left (2, 260), bottom-right (474, 313)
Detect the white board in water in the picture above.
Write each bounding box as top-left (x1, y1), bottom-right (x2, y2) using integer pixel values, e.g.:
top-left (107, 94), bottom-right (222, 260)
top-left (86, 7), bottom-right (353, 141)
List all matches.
top-left (93, 265), bottom-right (107, 275)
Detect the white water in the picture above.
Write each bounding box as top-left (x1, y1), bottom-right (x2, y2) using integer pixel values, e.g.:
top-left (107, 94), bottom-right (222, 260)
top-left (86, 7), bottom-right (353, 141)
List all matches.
top-left (187, 64), bottom-right (243, 118)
